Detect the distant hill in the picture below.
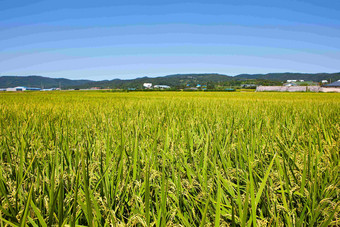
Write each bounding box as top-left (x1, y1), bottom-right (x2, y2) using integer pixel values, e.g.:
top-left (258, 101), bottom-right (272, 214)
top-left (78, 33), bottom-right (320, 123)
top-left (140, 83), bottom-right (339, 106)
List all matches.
top-left (1, 72), bottom-right (339, 89)
top-left (74, 72), bottom-right (340, 89)
top-left (0, 76), bottom-right (93, 89)
top-left (73, 73), bottom-right (235, 89)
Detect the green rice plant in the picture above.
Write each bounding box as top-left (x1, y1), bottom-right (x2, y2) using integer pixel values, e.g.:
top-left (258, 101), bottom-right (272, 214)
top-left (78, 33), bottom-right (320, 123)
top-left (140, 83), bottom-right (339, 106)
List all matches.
top-left (0, 91), bottom-right (339, 226)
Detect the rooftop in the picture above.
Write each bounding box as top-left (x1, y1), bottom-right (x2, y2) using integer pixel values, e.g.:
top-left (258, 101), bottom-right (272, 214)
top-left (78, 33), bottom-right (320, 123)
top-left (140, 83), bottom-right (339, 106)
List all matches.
top-left (324, 81), bottom-right (340, 87)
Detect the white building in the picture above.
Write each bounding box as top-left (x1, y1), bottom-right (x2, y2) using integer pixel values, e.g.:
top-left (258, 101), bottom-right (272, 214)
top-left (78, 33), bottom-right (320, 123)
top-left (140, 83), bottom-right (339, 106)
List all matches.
top-left (154, 85), bottom-right (170, 89)
top-left (287, 80), bottom-right (297, 83)
top-left (143, 83), bottom-right (153, 89)
top-left (42, 88), bottom-right (58, 91)
top-left (6, 86), bottom-right (26, 91)
top-left (6, 86), bottom-right (41, 91)
top-left (321, 80), bottom-right (328, 83)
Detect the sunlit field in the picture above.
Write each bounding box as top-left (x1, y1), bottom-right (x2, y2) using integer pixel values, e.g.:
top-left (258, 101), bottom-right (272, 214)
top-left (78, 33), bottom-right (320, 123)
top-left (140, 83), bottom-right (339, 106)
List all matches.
top-left (0, 91), bottom-right (339, 226)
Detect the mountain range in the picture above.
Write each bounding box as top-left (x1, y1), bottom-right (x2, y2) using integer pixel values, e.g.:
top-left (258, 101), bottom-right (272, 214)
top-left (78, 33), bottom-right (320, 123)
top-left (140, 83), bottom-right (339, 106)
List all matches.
top-left (1, 72), bottom-right (339, 89)
top-left (0, 76), bottom-right (91, 89)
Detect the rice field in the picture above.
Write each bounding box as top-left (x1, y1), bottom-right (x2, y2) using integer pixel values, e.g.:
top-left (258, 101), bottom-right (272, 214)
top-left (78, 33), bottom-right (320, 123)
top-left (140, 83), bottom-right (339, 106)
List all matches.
top-left (0, 91), bottom-right (339, 226)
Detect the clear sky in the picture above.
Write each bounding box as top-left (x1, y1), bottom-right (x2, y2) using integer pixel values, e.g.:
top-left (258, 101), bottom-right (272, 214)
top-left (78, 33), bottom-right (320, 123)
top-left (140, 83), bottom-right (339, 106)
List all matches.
top-left (1, 0), bottom-right (340, 80)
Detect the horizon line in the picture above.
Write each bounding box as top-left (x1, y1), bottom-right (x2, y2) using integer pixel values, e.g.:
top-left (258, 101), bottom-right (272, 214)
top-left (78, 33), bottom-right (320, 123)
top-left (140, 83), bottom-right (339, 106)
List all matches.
top-left (1, 71), bottom-right (340, 81)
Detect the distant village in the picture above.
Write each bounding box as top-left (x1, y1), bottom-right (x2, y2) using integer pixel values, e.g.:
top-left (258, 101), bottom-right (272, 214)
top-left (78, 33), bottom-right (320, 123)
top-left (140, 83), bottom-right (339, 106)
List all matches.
top-left (1, 79), bottom-right (340, 92)
top-left (140, 83), bottom-right (207, 90)
top-left (121, 80), bottom-right (340, 92)
top-left (256, 79), bottom-right (340, 92)
top-left (0, 86), bottom-right (61, 92)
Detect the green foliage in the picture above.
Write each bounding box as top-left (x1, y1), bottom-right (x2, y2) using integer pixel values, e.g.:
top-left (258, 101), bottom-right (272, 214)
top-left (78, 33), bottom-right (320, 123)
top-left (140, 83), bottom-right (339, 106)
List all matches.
top-left (0, 91), bottom-right (339, 226)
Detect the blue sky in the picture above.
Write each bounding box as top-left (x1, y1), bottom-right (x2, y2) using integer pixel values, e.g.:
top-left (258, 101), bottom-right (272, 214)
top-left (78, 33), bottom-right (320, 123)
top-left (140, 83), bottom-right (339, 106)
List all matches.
top-left (1, 0), bottom-right (340, 80)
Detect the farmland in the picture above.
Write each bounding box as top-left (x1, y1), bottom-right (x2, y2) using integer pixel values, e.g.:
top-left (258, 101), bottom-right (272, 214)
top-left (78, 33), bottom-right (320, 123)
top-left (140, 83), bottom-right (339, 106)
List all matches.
top-left (0, 91), bottom-right (339, 226)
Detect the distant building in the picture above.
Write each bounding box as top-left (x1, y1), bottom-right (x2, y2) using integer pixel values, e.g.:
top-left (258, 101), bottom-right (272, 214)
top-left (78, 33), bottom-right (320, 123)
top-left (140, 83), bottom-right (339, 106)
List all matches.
top-left (6, 86), bottom-right (41, 91)
top-left (154, 85), bottom-right (170, 89)
top-left (241, 84), bottom-right (256, 88)
top-left (26, 87), bottom-right (41, 91)
top-left (323, 80), bottom-right (340, 87)
top-left (283, 82), bottom-right (297, 86)
top-left (143, 83), bottom-right (153, 89)
top-left (321, 80), bottom-right (328, 83)
top-left (256, 85), bottom-right (340, 93)
top-left (287, 80), bottom-right (297, 83)
top-left (196, 84), bottom-right (202, 88)
top-left (184, 87), bottom-right (198, 90)
top-left (42, 88), bottom-right (58, 91)
top-left (6, 86), bottom-right (25, 91)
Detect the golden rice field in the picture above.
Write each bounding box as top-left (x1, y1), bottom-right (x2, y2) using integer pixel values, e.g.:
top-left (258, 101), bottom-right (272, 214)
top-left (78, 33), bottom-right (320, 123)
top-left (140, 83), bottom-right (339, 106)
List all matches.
top-left (0, 91), bottom-right (339, 226)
